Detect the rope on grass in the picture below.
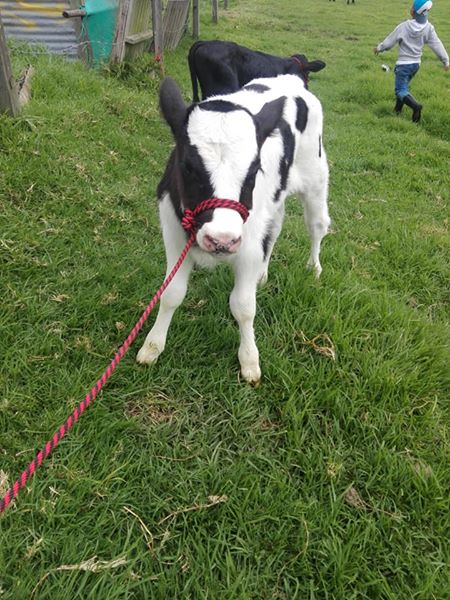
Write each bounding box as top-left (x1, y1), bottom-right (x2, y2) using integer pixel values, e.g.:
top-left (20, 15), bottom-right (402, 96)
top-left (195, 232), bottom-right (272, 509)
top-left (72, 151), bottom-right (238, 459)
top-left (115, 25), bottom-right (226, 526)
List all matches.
top-left (0, 198), bottom-right (248, 515)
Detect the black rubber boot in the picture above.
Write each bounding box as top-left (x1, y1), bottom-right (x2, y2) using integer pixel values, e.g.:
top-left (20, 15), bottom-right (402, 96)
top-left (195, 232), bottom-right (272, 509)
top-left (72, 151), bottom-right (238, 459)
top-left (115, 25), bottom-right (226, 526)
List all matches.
top-left (403, 94), bottom-right (422, 122)
top-left (394, 97), bottom-right (404, 114)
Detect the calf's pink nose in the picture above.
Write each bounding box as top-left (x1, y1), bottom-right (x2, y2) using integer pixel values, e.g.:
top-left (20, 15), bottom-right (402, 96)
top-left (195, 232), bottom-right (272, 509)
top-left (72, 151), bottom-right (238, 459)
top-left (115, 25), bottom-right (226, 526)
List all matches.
top-left (203, 235), bottom-right (242, 253)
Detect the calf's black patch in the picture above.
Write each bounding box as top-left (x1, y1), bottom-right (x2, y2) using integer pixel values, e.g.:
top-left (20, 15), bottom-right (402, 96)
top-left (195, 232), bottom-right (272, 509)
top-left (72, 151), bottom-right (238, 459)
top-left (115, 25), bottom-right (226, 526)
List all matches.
top-left (200, 99), bottom-right (242, 113)
top-left (273, 119), bottom-right (295, 203)
top-left (244, 83), bottom-right (270, 93)
top-left (239, 156), bottom-right (260, 210)
top-left (158, 141), bottom-right (214, 226)
top-left (262, 229), bottom-right (273, 261)
top-left (295, 97), bottom-right (309, 133)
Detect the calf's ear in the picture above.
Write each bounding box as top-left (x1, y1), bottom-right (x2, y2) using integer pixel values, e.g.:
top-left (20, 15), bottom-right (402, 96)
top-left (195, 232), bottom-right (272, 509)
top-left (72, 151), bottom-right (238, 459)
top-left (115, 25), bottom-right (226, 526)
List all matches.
top-left (159, 77), bottom-right (188, 137)
top-left (254, 97), bottom-right (285, 147)
top-left (307, 60), bottom-right (326, 73)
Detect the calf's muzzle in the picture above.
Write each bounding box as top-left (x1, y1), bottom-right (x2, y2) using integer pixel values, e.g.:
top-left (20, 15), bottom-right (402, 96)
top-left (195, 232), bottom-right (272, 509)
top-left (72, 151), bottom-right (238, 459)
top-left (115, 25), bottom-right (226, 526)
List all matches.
top-left (203, 234), bottom-right (242, 254)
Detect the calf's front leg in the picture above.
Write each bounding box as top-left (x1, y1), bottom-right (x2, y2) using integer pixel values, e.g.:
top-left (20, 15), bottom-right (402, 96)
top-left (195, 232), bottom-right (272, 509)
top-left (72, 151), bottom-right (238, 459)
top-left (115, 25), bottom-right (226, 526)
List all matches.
top-left (229, 269), bottom-right (261, 384)
top-left (136, 256), bottom-right (193, 364)
top-left (137, 200), bottom-right (194, 365)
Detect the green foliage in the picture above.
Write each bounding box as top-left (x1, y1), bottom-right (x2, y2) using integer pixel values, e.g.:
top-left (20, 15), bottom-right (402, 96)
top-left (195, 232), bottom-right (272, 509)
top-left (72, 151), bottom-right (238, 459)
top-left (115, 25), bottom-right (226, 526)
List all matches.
top-left (102, 54), bottom-right (163, 93)
top-left (1, 1), bottom-right (449, 598)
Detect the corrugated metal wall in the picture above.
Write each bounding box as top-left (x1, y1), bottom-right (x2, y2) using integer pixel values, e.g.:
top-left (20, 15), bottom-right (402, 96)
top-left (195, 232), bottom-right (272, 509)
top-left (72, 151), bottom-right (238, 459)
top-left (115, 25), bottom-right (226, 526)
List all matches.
top-left (0, 1), bottom-right (79, 59)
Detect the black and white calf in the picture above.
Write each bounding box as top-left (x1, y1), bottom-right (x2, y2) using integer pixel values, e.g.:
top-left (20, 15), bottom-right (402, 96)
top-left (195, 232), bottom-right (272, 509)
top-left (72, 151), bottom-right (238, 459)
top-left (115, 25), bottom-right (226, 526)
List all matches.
top-left (137, 74), bottom-right (330, 383)
top-left (188, 40), bottom-right (326, 101)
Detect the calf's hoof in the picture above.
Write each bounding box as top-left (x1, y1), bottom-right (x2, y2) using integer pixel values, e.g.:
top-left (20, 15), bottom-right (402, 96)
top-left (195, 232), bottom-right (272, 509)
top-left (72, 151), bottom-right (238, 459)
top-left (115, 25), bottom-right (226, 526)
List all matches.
top-left (258, 270), bottom-right (269, 287)
top-left (306, 258), bottom-right (322, 279)
top-left (240, 364), bottom-right (261, 386)
top-left (136, 342), bottom-right (162, 365)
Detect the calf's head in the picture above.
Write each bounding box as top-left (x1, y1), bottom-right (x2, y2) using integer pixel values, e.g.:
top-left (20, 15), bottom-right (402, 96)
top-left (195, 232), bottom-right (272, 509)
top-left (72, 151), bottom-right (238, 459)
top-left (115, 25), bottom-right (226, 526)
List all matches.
top-left (160, 77), bottom-right (285, 254)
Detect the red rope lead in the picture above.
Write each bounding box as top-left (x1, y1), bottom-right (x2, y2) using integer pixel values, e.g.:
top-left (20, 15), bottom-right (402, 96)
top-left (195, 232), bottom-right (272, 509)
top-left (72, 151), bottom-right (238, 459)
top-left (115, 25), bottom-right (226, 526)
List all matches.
top-left (0, 198), bottom-right (248, 515)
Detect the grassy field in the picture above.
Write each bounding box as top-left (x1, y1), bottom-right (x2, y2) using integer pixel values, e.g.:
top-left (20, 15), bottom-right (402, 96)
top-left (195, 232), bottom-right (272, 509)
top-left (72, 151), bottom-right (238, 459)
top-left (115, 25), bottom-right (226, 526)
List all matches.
top-left (1, 0), bottom-right (449, 597)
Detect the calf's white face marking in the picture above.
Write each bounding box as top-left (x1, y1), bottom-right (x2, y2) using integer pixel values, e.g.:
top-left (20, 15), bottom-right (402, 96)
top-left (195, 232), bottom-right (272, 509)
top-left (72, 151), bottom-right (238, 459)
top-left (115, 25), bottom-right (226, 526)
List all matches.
top-left (186, 107), bottom-right (258, 254)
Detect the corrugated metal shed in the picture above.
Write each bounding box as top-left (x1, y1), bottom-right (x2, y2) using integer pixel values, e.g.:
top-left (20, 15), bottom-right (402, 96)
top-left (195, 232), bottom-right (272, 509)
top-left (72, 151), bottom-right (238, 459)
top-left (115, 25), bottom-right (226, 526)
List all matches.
top-left (0, 1), bottom-right (79, 59)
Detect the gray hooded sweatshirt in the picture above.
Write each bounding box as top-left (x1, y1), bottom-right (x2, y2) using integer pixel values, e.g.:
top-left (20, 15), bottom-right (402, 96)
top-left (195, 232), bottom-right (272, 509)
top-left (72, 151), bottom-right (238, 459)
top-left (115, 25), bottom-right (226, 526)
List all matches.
top-left (377, 19), bottom-right (449, 66)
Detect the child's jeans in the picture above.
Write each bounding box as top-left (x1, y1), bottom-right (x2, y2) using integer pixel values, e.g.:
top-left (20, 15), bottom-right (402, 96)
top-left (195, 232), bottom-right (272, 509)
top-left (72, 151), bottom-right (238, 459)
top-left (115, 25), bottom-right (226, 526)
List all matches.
top-left (394, 63), bottom-right (420, 99)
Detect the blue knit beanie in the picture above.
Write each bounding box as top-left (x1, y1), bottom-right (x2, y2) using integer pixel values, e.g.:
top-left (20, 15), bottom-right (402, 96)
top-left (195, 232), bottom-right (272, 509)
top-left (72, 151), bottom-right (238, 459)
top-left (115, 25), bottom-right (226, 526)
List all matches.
top-left (413, 0), bottom-right (432, 14)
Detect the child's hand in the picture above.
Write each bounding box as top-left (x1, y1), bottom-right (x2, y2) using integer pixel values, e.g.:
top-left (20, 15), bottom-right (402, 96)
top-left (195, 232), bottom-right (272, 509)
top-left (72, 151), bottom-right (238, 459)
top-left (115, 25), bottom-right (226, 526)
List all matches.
top-left (373, 47), bottom-right (380, 55)
top-left (444, 65), bottom-right (450, 72)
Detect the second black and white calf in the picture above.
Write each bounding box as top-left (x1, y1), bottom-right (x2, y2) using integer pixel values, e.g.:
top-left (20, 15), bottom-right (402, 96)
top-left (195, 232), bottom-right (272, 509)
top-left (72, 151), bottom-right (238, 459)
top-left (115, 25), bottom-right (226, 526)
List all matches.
top-left (188, 40), bottom-right (326, 101)
top-left (137, 74), bottom-right (330, 383)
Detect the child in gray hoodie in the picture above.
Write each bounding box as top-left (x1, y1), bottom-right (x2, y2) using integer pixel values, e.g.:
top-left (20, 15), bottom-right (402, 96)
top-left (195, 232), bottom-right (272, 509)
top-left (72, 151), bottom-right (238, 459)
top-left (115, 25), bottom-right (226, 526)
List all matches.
top-left (374, 0), bottom-right (449, 122)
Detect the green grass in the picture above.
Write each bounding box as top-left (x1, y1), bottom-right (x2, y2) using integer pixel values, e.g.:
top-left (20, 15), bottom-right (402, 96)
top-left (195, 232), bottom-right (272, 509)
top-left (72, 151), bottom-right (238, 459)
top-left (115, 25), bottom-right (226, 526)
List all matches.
top-left (1, 0), bottom-right (449, 598)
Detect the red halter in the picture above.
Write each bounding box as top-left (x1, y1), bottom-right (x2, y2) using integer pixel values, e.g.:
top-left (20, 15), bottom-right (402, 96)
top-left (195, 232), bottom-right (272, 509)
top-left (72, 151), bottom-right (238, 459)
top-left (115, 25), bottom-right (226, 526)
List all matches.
top-left (181, 198), bottom-right (249, 233)
top-left (290, 56), bottom-right (309, 84)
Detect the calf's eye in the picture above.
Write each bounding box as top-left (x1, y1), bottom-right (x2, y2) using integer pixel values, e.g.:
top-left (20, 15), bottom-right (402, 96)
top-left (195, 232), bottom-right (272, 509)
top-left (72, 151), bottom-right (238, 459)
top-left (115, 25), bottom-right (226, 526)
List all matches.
top-left (183, 162), bottom-right (200, 181)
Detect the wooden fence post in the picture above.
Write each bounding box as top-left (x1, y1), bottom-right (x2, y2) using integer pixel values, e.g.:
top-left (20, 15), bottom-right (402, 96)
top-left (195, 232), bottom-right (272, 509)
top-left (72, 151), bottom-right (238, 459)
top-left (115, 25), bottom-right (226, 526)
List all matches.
top-left (152, 0), bottom-right (163, 57)
top-left (211, 0), bottom-right (218, 24)
top-left (192, 0), bottom-right (200, 38)
top-left (0, 14), bottom-right (20, 116)
top-left (111, 0), bottom-right (131, 63)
